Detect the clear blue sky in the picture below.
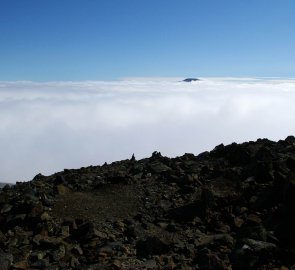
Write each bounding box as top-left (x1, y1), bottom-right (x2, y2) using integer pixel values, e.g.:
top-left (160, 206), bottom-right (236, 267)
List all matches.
top-left (1, 0), bottom-right (295, 80)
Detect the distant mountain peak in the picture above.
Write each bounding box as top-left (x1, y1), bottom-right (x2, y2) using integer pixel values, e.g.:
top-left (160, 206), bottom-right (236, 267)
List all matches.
top-left (183, 78), bottom-right (200, 82)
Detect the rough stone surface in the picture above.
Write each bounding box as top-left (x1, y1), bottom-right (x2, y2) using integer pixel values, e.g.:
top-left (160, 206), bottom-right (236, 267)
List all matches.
top-left (1, 137), bottom-right (295, 269)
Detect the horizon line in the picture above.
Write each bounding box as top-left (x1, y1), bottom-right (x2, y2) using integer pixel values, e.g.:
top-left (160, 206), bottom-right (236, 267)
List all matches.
top-left (1, 76), bottom-right (295, 83)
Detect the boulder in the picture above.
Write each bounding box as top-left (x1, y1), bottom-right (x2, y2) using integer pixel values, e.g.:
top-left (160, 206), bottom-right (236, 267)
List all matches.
top-left (136, 236), bottom-right (170, 257)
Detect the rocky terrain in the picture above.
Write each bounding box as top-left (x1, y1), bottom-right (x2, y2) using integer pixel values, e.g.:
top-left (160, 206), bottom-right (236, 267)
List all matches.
top-left (1, 136), bottom-right (295, 269)
top-left (0, 183), bottom-right (11, 189)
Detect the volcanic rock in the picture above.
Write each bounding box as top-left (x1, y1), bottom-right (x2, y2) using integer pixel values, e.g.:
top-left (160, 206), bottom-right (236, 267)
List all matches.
top-left (1, 136), bottom-right (295, 268)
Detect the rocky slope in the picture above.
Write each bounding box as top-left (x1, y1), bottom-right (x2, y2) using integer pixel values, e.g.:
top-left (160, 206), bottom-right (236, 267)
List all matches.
top-left (1, 137), bottom-right (295, 269)
top-left (0, 183), bottom-right (11, 189)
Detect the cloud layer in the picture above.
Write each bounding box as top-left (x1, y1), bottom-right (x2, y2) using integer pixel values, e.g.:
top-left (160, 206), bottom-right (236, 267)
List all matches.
top-left (1, 78), bottom-right (295, 183)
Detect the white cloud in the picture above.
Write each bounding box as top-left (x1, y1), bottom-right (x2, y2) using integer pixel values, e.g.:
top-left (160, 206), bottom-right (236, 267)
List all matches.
top-left (1, 77), bottom-right (295, 183)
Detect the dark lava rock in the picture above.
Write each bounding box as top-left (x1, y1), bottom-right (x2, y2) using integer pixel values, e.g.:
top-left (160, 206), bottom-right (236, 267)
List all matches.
top-left (285, 135), bottom-right (295, 145)
top-left (168, 202), bottom-right (201, 222)
top-left (232, 239), bottom-right (277, 270)
top-left (136, 236), bottom-right (170, 257)
top-left (0, 249), bottom-right (13, 270)
top-left (1, 136), bottom-right (295, 269)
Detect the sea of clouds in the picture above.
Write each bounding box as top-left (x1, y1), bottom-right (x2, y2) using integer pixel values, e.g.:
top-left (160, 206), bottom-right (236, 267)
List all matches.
top-left (1, 77), bottom-right (295, 183)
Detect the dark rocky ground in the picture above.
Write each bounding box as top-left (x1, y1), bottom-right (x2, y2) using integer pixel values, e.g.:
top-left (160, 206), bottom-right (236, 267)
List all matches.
top-left (1, 136), bottom-right (295, 269)
top-left (0, 183), bottom-right (11, 189)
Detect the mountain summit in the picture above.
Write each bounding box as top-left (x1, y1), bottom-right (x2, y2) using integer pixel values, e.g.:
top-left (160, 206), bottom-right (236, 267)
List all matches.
top-left (183, 78), bottom-right (200, 82)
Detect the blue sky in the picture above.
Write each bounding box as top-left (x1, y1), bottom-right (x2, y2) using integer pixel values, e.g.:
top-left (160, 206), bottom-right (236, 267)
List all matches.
top-left (1, 0), bottom-right (295, 80)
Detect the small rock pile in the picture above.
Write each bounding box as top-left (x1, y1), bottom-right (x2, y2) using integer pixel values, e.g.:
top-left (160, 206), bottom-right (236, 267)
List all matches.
top-left (1, 136), bottom-right (295, 269)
